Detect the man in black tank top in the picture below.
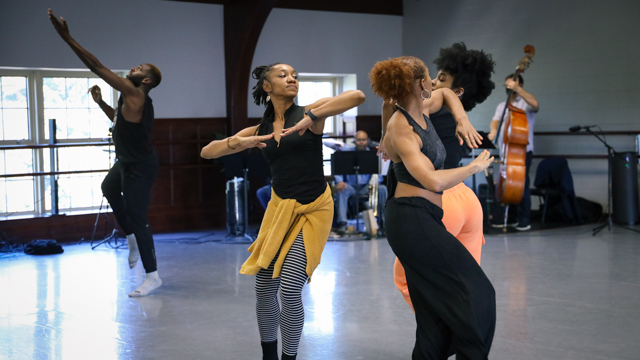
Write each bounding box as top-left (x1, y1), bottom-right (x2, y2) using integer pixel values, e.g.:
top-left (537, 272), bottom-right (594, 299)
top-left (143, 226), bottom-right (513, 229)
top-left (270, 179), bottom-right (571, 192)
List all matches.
top-left (49, 9), bottom-right (163, 297)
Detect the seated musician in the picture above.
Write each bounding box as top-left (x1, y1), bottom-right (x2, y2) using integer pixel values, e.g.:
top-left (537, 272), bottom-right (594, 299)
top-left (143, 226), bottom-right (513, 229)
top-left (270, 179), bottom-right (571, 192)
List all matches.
top-left (488, 74), bottom-right (539, 231)
top-left (333, 131), bottom-right (387, 233)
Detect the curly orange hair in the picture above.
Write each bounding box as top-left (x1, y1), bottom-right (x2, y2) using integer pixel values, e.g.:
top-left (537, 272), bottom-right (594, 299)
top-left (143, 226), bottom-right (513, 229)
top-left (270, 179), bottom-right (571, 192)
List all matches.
top-left (369, 56), bottom-right (426, 103)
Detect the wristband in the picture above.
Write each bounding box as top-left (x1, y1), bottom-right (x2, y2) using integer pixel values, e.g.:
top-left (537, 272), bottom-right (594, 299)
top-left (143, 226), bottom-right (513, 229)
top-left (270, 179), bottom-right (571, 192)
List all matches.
top-left (305, 109), bottom-right (318, 121)
top-left (227, 137), bottom-right (237, 150)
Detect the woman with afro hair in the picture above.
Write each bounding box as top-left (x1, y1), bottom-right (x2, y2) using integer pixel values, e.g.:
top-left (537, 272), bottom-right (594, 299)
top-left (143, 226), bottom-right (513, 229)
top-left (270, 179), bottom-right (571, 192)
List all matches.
top-left (392, 43), bottom-right (496, 314)
top-left (370, 56), bottom-right (496, 359)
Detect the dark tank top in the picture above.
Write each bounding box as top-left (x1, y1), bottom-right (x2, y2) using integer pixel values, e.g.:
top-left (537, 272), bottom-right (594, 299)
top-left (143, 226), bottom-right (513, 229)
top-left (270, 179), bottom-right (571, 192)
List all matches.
top-left (430, 108), bottom-right (469, 169)
top-left (112, 94), bottom-right (156, 162)
top-left (391, 106), bottom-right (446, 194)
top-left (258, 104), bottom-right (326, 204)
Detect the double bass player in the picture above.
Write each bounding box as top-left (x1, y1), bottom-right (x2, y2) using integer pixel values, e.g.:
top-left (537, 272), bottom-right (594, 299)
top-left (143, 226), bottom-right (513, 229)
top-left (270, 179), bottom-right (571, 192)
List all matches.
top-left (488, 73), bottom-right (539, 231)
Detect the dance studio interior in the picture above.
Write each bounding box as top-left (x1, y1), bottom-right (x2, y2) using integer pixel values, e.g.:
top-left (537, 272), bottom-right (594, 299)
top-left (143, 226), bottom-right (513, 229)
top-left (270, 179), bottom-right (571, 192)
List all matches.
top-left (1, 0), bottom-right (639, 359)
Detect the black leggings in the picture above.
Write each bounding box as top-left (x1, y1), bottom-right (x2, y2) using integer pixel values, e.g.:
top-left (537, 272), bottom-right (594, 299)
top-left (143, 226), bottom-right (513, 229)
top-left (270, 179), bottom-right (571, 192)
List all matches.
top-left (386, 197), bottom-right (495, 360)
top-left (101, 156), bottom-right (159, 273)
top-left (255, 232), bottom-right (308, 356)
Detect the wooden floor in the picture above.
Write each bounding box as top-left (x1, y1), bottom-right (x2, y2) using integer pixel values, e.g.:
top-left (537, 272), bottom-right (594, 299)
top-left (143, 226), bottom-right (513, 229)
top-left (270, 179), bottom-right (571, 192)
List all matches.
top-left (1, 223), bottom-right (640, 359)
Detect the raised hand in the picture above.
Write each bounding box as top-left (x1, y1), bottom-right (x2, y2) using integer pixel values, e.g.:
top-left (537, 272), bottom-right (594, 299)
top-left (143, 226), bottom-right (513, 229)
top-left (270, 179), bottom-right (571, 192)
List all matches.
top-left (88, 85), bottom-right (102, 103)
top-left (505, 78), bottom-right (521, 93)
top-left (468, 150), bottom-right (493, 174)
top-left (281, 115), bottom-right (313, 137)
top-left (455, 118), bottom-right (483, 148)
top-left (48, 9), bottom-right (70, 40)
top-left (376, 140), bottom-right (389, 161)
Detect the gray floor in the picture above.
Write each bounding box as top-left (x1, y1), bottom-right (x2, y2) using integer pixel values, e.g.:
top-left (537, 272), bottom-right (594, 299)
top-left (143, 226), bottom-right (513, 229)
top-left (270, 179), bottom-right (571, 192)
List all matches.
top-left (1, 224), bottom-right (640, 360)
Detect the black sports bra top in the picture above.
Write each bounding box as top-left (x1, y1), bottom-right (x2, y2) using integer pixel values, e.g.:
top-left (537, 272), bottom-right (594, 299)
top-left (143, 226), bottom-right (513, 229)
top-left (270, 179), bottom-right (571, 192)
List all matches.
top-left (391, 106), bottom-right (446, 194)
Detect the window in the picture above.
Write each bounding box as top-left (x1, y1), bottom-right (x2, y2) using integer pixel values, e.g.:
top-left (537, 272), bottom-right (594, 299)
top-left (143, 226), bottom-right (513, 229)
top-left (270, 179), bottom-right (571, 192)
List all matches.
top-left (0, 74), bottom-right (34, 215)
top-left (0, 69), bottom-right (118, 218)
top-left (297, 78), bottom-right (337, 135)
top-left (297, 74), bottom-right (358, 176)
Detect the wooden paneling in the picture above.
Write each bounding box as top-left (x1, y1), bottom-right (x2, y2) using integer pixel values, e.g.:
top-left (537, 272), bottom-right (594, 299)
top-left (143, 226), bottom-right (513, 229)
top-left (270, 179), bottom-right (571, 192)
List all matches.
top-left (356, 115), bottom-right (382, 142)
top-left (0, 117), bottom-right (234, 244)
top-left (0, 115), bottom-right (392, 244)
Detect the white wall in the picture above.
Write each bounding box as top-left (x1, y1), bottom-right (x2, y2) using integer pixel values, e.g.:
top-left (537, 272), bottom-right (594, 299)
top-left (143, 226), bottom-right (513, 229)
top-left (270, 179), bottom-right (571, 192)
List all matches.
top-left (0, 2), bottom-right (403, 119)
top-left (4, 0), bottom-right (637, 207)
top-left (249, 8), bottom-right (403, 118)
top-left (403, 0), bottom-right (640, 207)
top-left (0, 0), bottom-right (226, 118)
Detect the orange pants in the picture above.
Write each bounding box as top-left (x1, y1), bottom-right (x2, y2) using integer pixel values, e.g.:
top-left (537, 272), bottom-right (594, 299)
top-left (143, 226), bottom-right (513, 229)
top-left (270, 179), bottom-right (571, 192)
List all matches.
top-left (393, 182), bottom-right (485, 311)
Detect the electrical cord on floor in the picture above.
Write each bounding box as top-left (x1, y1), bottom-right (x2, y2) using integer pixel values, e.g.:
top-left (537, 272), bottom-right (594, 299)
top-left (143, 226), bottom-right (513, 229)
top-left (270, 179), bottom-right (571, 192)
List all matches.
top-left (0, 240), bottom-right (26, 257)
top-left (154, 231), bottom-right (222, 244)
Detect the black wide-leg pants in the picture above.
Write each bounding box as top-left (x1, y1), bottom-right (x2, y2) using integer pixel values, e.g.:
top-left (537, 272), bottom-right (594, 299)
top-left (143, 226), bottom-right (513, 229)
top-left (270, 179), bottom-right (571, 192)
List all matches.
top-left (386, 197), bottom-right (496, 360)
top-left (101, 155), bottom-right (159, 273)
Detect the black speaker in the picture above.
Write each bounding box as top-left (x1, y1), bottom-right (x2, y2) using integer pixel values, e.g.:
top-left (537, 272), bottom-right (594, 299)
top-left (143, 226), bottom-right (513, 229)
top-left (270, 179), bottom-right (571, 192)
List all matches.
top-left (612, 151), bottom-right (640, 225)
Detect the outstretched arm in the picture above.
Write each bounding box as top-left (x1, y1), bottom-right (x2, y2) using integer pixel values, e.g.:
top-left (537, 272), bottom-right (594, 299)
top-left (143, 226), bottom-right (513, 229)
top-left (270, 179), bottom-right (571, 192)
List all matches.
top-left (388, 115), bottom-right (492, 193)
top-left (424, 88), bottom-right (482, 148)
top-left (381, 99), bottom-right (396, 135)
top-left (48, 9), bottom-right (139, 98)
top-left (488, 119), bottom-right (500, 141)
top-left (281, 90), bottom-right (365, 137)
top-left (200, 125), bottom-right (274, 159)
top-left (378, 99), bottom-right (396, 159)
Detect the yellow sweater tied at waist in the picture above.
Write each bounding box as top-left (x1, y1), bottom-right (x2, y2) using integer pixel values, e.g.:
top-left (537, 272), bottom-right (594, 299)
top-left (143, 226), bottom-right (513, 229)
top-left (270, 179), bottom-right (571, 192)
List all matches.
top-left (240, 184), bottom-right (334, 279)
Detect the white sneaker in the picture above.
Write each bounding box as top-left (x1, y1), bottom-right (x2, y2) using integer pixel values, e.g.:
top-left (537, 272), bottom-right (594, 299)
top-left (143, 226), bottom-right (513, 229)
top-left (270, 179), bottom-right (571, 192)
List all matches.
top-left (515, 224), bottom-right (531, 231)
top-left (491, 221), bottom-right (518, 228)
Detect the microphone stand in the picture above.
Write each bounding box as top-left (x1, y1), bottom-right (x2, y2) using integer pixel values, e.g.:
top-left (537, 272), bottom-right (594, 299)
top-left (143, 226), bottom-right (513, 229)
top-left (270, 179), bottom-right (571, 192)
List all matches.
top-left (90, 137), bottom-right (125, 249)
top-left (588, 128), bottom-right (614, 235)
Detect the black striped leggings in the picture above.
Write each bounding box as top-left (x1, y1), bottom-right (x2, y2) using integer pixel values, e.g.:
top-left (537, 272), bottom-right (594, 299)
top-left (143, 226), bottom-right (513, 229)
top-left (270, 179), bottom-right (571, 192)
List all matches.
top-left (255, 232), bottom-right (308, 356)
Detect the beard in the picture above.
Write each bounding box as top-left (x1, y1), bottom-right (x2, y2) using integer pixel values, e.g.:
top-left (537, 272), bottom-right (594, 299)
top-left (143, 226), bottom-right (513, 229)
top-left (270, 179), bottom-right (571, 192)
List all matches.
top-left (126, 73), bottom-right (144, 87)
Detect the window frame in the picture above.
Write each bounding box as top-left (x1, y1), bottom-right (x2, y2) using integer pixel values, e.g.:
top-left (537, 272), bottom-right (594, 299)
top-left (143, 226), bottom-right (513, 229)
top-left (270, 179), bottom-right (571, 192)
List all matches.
top-left (296, 75), bottom-right (343, 136)
top-left (0, 67), bottom-right (120, 218)
top-left (296, 74), bottom-right (359, 176)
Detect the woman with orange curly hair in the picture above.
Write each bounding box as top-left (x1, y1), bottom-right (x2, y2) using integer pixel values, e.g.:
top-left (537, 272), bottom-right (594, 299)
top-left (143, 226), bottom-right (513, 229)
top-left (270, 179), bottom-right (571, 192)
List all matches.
top-left (391, 43), bottom-right (497, 314)
top-left (370, 56), bottom-right (496, 359)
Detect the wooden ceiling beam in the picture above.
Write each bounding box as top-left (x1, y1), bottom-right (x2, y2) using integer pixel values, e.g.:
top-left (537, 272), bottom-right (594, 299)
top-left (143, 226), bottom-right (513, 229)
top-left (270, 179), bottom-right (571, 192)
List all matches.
top-left (165, 0), bottom-right (402, 134)
top-left (166, 0), bottom-right (403, 16)
top-left (224, 0), bottom-right (279, 134)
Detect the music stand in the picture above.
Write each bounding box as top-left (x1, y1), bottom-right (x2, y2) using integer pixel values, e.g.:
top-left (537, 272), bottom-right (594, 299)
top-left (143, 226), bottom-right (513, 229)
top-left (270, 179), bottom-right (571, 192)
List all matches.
top-left (331, 151), bottom-right (379, 240)
top-left (471, 132), bottom-right (497, 194)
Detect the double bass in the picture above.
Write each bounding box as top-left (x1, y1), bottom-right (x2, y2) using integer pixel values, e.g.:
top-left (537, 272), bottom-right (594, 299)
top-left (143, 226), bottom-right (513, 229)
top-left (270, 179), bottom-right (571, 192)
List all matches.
top-left (492, 45), bottom-right (535, 225)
